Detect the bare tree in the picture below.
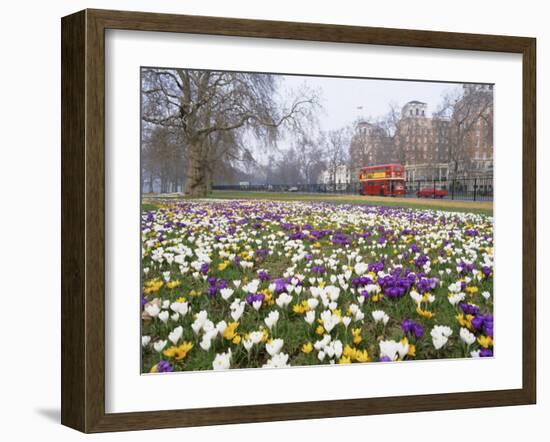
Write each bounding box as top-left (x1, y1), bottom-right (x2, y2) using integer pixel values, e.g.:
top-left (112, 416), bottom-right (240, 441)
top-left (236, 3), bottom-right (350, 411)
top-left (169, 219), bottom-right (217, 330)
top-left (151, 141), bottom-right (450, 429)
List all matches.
top-left (141, 69), bottom-right (318, 197)
top-left (325, 127), bottom-right (351, 187)
top-left (436, 85), bottom-right (493, 179)
top-left (141, 125), bottom-right (185, 193)
top-left (293, 130), bottom-right (326, 185)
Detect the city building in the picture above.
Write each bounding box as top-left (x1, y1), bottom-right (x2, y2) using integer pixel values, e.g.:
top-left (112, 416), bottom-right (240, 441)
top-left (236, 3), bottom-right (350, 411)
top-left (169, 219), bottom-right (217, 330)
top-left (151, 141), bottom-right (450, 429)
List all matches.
top-left (394, 101), bottom-right (452, 181)
top-left (349, 121), bottom-right (392, 182)
top-left (318, 164), bottom-right (351, 190)
top-left (349, 90), bottom-right (493, 183)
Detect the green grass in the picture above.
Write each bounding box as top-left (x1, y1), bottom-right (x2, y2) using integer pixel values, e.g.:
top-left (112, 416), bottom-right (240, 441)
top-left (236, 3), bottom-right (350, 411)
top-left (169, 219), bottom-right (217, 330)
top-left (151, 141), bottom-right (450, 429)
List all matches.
top-left (143, 191), bottom-right (493, 216)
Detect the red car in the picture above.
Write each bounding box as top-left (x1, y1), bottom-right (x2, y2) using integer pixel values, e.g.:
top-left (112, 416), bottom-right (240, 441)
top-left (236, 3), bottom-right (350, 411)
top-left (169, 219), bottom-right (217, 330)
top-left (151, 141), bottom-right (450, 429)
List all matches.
top-left (416, 187), bottom-right (448, 198)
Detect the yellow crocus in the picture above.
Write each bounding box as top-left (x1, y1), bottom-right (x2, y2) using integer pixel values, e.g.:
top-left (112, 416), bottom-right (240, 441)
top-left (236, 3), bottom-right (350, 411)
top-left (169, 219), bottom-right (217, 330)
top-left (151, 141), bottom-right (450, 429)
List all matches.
top-left (302, 342), bottom-right (313, 354)
top-left (167, 280), bottom-right (181, 289)
top-left (477, 335), bottom-right (493, 348)
top-left (354, 349), bottom-right (370, 363)
top-left (416, 306), bottom-right (435, 319)
top-left (163, 342), bottom-right (194, 361)
top-left (466, 286), bottom-right (479, 295)
top-left (351, 328), bottom-right (362, 344)
top-left (292, 300), bottom-right (310, 314)
top-left (223, 322), bottom-right (240, 341)
top-left (218, 261), bottom-right (230, 271)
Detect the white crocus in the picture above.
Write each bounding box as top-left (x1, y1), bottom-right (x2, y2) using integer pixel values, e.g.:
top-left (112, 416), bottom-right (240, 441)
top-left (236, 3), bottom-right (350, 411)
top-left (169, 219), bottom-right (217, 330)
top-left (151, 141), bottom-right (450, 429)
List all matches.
top-left (216, 320), bottom-right (227, 335)
top-left (220, 288), bottom-right (234, 301)
top-left (320, 310), bottom-right (340, 332)
top-left (230, 302), bottom-right (245, 322)
top-left (264, 311), bottom-right (280, 330)
top-left (266, 338), bottom-right (284, 356)
top-left (307, 298), bottom-right (319, 310)
top-left (145, 304), bottom-right (160, 318)
top-left (276, 293), bottom-right (293, 308)
top-left (431, 325), bottom-right (453, 350)
top-left (409, 290), bottom-right (423, 306)
top-left (191, 311), bottom-right (208, 334)
top-left (158, 310), bottom-right (169, 324)
top-left (263, 352), bottom-right (291, 368)
top-left (304, 310), bottom-right (316, 325)
top-left (371, 310), bottom-right (389, 325)
top-left (243, 279), bottom-right (260, 294)
top-left (153, 340), bottom-right (167, 353)
top-left (325, 285), bottom-right (341, 302)
top-left (354, 262), bottom-right (369, 275)
top-left (448, 292), bottom-right (466, 306)
top-left (168, 326), bottom-right (183, 345)
top-left (200, 329), bottom-right (218, 351)
top-left (249, 331), bottom-right (264, 345)
top-left (243, 339), bottom-right (254, 352)
top-left (141, 336), bottom-right (151, 347)
top-left (459, 327), bottom-right (476, 346)
top-left (379, 339), bottom-right (409, 361)
top-left (212, 349), bottom-right (232, 370)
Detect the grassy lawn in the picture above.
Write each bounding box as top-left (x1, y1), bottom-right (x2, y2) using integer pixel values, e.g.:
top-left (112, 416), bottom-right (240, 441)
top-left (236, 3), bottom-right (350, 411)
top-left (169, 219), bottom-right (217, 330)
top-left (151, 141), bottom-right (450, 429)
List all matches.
top-left (143, 190), bottom-right (493, 216)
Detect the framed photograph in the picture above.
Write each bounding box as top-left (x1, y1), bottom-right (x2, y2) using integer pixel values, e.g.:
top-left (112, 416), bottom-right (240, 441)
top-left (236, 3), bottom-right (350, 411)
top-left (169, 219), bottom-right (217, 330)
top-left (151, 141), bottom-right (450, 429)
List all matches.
top-left (61, 9), bottom-right (536, 433)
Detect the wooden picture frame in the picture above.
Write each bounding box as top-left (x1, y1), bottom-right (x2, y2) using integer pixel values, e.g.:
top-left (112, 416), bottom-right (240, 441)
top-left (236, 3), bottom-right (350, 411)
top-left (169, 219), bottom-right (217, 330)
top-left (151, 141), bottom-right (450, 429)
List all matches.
top-left (61, 8), bottom-right (536, 433)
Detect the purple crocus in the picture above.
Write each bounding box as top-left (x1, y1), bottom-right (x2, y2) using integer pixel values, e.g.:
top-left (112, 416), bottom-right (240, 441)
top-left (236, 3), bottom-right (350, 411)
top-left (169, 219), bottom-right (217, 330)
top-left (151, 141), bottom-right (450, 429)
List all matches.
top-left (245, 293), bottom-right (265, 305)
top-left (312, 265), bottom-right (326, 275)
top-left (459, 302), bottom-right (481, 316)
top-left (157, 360), bottom-right (174, 373)
top-left (401, 319), bottom-right (424, 339)
top-left (480, 348), bottom-right (493, 357)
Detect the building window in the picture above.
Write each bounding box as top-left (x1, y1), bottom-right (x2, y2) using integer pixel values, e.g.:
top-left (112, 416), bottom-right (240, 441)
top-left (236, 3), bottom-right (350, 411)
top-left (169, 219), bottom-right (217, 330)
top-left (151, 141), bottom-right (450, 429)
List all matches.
top-left (416, 108), bottom-right (419, 116)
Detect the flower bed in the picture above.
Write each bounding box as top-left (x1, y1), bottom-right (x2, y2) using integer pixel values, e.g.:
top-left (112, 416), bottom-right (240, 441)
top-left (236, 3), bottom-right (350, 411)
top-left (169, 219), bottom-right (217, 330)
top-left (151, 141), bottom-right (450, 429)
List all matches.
top-left (140, 199), bottom-right (493, 373)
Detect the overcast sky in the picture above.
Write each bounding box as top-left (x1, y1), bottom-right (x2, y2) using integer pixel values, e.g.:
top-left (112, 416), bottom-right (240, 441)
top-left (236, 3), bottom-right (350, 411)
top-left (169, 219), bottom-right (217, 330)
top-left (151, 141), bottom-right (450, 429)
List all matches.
top-left (244, 73), bottom-right (464, 164)
top-left (280, 74), bottom-right (463, 130)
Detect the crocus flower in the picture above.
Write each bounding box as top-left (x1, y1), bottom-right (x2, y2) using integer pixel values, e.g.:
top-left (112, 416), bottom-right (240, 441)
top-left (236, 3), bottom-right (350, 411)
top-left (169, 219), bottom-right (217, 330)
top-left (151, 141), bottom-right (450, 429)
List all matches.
top-left (372, 310), bottom-right (389, 325)
top-left (264, 311), bottom-right (280, 330)
top-left (156, 360), bottom-right (173, 373)
top-left (459, 327), bottom-right (476, 345)
top-left (168, 326), bottom-right (183, 345)
top-left (431, 325), bottom-right (453, 350)
top-left (153, 340), bottom-right (167, 353)
top-left (266, 338), bottom-right (284, 356)
top-left (212, 349), bottom-right (232, 370)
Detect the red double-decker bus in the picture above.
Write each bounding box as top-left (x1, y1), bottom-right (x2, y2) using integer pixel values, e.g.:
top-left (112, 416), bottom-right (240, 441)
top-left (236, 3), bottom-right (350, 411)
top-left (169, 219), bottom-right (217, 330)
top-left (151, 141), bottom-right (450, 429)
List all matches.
top-left (359, 163), bottom-right (405, 197)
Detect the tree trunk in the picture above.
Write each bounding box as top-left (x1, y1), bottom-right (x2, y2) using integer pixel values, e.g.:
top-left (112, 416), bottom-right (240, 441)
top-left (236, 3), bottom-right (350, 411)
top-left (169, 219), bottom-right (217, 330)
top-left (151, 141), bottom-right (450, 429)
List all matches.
top-left (185, 140), bottom-right (207, 197)
top-left (205, 167), bottom-right (213, 195)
